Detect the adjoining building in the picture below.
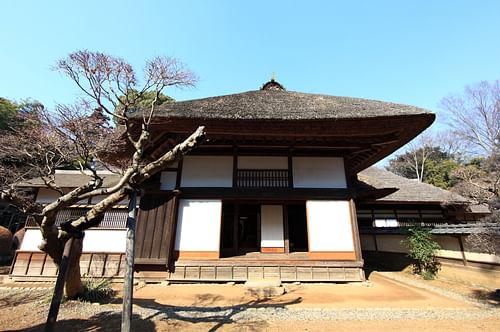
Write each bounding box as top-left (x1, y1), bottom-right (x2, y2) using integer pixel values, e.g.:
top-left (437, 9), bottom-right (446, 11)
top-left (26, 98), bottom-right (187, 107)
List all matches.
top-left (9, 79), bottom-right (497, 282)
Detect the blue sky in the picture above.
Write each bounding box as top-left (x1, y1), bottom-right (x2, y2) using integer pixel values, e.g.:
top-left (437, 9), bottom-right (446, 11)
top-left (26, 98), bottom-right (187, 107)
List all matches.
top-left (1, 0), bottom-right (499, 134)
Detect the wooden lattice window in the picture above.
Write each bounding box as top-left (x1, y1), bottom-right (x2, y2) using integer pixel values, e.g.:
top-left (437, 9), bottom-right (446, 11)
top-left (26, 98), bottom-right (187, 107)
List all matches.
top-left (236, 169), bottom-right (289, 188)
top-left (25, 208), bottom-right (128, 229)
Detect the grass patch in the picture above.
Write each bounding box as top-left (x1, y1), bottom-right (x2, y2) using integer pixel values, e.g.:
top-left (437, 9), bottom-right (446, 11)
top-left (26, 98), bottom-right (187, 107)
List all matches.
top-left (77, 276), bottom-right (115, 303)
top-left (43, 275), bottom-right (115, 304)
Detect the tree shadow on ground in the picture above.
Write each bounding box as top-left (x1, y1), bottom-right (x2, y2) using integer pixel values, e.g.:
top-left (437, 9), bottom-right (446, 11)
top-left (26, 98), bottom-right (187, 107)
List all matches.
top-left (133, 293), bottom-right (303, 332)
top-left (5, 291), bottom-right (302, 332)
top-left (0, 290), bottom-right (49, 309)
top-left (471, 288), bottom-right (500, 307)
top-left (5, 312), bottom-right (155, 332)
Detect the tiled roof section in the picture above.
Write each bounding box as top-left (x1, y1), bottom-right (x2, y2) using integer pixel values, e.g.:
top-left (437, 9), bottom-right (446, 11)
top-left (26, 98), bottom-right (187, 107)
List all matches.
top-left (358, 167), bottom-right (469, 204)
top-left (431, 223), bottom-right (500, 235)
top-left (133, 89), bottom-right (433, 121)
top-left (359, 223), bottom-right (500, 235)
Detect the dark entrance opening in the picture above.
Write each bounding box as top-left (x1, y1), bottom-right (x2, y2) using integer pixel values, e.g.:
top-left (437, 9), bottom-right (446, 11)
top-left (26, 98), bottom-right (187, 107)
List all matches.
top-left (238, 204), bottom-right (260, 252)
top-left (288, 203), bottom-right (308, 252)
top-left (221, 203), bottom-right (235, 256)
top-left (220, 203), bottom-right (261, 257)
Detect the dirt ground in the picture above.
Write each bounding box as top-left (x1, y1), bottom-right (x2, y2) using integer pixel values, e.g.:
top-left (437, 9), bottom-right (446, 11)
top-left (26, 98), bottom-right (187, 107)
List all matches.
top-left (133, 273), bottom-right (473, 309)
top-left (0, 269), bottom-right (499, 331)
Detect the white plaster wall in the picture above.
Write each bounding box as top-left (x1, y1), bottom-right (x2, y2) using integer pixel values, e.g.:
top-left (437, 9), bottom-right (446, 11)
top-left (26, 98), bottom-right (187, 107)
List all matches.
top-left (434, 235), bottom-right (500, 263)
top-left (463, 252), bottom-right (500, 264)
top-left (261, 205), bottom-right (284, 248)
top-left (20, 229), bottom-right (126, 253)
top-left (82, 229), bottom-right (126, 252)
top-left (181, 156), bottom-right (233, 187)
top-left (174, 199), bottom-right (222, 251)
top-left (238, 156), bottom-right (288, 169)
top-left (293, 157), bottom-right (346, 188)
top-left (160, 171), bottom-right (177, 190)
top-left (367, 234), bottom-right (500, 265)
top-left (19, 229), bottom-right (43, 251)
top-left (436, 249), bottom-right (464, 260)
top-left (306, 200), bottom-right (354, 251)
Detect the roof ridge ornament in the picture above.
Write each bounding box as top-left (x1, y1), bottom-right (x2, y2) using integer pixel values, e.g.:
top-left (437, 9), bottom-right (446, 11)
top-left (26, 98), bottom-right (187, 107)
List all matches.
top-left (261, 73), bottom-right (285, 91)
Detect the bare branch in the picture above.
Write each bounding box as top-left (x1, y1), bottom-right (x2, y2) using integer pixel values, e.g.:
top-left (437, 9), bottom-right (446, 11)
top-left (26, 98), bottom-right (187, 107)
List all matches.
top-left (440, 80), bottom-right (500, 156)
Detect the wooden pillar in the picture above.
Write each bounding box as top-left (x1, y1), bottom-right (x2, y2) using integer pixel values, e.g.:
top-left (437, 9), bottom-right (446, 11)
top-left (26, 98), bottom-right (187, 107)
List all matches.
top-left (349, 199), bottom-right (363, 261)
top-left (284, 204), bottom-right (290, 254)
top-left (165, 195), bottom-right (179, 271)
top-left (457, 235), bottom-right (468, 266)
top-left (287, 153), bottom-right (294, 188)
top-left (233, 204), bottom-right (239, 254)
top-left (232, 147), bottom-right (238, 187)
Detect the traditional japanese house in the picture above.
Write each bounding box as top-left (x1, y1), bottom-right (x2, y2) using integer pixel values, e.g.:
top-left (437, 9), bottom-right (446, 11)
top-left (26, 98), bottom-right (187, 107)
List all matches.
top-left (11, 79), bottom-right (495, 282)
top-left (128, 78), bottom-right (434, 281)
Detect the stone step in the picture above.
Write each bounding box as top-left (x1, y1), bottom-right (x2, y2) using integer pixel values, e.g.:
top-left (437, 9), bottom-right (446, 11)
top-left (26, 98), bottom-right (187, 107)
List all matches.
top-left (244, 278), bottom-right (285, 297)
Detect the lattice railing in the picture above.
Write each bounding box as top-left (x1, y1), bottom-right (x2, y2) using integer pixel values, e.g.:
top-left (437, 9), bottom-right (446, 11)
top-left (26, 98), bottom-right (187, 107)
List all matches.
top-left (236, 169), bottom-right (289, 188)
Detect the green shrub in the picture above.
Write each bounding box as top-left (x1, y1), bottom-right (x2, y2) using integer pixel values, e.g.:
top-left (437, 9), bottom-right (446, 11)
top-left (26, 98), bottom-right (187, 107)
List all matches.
top-left (77, 276), bottom-right (115, 303)
top-left (402, 227), bottom-right (441, 279)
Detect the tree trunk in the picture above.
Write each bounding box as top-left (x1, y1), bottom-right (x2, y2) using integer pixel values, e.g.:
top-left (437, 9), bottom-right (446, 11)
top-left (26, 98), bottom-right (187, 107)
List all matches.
top-left (64, 237), bottom-right (84, 298)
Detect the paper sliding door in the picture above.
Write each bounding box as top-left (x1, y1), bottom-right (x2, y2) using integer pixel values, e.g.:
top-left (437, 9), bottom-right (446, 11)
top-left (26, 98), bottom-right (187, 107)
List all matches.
top-left (174, 199), bottom-right (222, 259)
top-left (260, 205), bottom-right (285, 253)
top-left (306, 200), bottom-right (357, 260)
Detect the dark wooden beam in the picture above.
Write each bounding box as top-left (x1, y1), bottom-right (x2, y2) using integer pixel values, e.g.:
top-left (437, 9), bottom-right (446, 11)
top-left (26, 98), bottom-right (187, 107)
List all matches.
top-left (176, 187), bottom-right (356, 200)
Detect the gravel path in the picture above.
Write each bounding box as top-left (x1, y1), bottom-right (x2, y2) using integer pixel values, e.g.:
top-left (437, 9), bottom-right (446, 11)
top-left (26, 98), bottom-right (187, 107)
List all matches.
top-left (142, 306), bottom-right (500, 323)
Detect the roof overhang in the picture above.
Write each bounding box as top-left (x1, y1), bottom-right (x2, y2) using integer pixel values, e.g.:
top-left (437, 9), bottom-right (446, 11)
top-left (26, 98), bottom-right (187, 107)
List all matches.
top-left (140, 112), bottom-right (434, 174)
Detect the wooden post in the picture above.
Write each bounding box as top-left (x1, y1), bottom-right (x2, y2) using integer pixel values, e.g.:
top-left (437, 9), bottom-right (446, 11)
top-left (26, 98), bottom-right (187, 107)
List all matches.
top-left (45, 236), bottom-right (77, 332)
top-left (121, 191), bottom-right (137, 332)
top-left (283, 204), bottom-right (290, 254)
top-left (457, 235), bottom-right (468, 266)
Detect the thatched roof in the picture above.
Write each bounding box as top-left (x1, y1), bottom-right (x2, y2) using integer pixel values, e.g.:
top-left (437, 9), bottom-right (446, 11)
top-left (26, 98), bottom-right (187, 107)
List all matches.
top-left (358, 167), bottom-right (469, 204)
top-left (137, 89), bottom-right (433, 121)
top-left (126, 83), bottom-right (435, 174)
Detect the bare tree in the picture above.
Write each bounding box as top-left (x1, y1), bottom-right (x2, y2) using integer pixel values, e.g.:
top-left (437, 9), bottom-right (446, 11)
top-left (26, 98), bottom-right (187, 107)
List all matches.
top-left (0, 51), bottom-right (205, 297)
top-left (440, 80), bottom-right (500, 156)
top-left (466, 222), bottom-right (500, 256)
top-left (451, 164), bottom-right (499, 205)
top-left (452, 148), bottom-right (500, 255)
top-left (387, 132), bottom-right (438, 182)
